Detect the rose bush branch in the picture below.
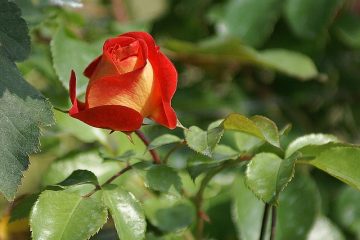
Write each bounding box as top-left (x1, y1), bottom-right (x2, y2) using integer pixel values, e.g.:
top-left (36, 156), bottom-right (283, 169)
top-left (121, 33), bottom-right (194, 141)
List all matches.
top-left (134, 130), bottom-right (161, 164)
top-left (83, 164), bottom-right (133, 198)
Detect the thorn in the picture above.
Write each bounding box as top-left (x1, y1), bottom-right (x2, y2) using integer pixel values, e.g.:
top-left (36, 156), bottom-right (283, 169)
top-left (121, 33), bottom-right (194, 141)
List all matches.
top-left (125, 132), bottom-right (134, 144)
top-left (109, 130), bottom-right (115, 134)
top-left (198, 211), bottom-right (211, 223)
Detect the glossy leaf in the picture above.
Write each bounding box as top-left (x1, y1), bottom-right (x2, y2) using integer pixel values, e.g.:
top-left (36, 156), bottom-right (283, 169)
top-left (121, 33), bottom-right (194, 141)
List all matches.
top-left (276, 174), bottom-right (321, 240)
top-left (245, 153), bottom-right (297, 203)
top-left (102, 185), bottom-right (146, 240)
top-left (232, 176), bottom-right (265, 240)
top-left (284, 0), bottom-right (343, 39)
top-left (223, 114), bottom-right (280, 148)
top-left (56, 170), bottom-right (99, 187)
top-left (309, 147), bottom-right (360, 191)
top-left (30, 190), bottom-right (108, 240)
top-left (148, 134), bottom-right (182, 150)
top-left (285, 133), bottom-right (339, 158)
top-left (51, 26), bottom-right (100, 95)
top-left (145, 165), bottom-right (182, 194)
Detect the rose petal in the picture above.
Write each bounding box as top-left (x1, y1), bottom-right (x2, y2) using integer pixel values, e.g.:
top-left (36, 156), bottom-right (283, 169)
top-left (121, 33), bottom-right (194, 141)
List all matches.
top-left (122, 32), bottom-right (178, 129)
top-left (69, 70), bottom-right (85, 114)
top-left (84, 55), bottom-right (102, 78)
top-left (70, 105), bottom-right (143, 131)
top-left (86, 64), bottom-right (154, 116)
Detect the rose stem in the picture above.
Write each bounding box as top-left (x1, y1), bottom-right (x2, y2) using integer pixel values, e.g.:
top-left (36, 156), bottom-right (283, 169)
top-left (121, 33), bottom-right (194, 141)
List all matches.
top-left (270, 206), bottom-right (277, 240)
top-left (259, 203), bottom-right (270, 240)
top-left (134, 129), bottom-right (161, 164)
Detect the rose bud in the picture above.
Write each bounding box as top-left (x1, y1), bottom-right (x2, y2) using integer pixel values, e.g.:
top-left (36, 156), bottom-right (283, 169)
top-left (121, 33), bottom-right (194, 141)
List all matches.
top-left (68, 32), bottom-right (177, 132)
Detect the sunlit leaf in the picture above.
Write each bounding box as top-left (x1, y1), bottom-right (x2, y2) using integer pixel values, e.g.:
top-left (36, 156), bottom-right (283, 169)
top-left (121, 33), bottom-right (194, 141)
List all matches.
top-left (102, 185), bottom-right (146, 240)
top-left (30, 190), bottom-right (108, 240)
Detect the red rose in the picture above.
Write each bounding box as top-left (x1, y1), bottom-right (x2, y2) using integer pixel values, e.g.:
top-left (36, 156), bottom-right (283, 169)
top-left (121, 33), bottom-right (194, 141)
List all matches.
top-left (68, 32), bottom-right (178, 131)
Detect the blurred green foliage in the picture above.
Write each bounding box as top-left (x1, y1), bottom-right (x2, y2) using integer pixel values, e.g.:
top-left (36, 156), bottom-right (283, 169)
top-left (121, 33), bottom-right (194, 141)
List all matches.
top-left (1, 0), bottom-right (360, 239)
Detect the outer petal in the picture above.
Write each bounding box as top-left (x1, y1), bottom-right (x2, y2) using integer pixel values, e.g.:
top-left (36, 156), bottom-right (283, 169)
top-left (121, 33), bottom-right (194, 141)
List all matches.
top-left (122, 32), bottom-right (178, 129)
top-left (70, 105), bottom-right (143, 131)
top-left (84, 55), bottom-right (102, 78)
top-left (149, 52), bottom-right (177, 128)
top-left (69, 70), bottom-right (85, 113)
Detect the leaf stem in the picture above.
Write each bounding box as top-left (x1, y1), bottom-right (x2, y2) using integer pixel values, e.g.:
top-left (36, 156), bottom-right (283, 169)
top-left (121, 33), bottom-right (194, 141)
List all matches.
top-left (259, 203), bottom-right (270, 240)
top-left (194, 158), bottom-right (247, 239)
top-left (135, 130), bottom-right (161, 164)
top-left (270, 206), bottom-right (277, 240)
top-left (83, 164), bottom-right (133, 197)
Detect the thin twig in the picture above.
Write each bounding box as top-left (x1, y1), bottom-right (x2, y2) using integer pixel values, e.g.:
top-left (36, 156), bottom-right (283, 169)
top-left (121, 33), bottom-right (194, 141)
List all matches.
top-left (134, 130), bottom-right (161, 164)
top-left (270, 206), bottom-right (277, 240)
top-left (83, 165), bottom-right (133, 197)
top-left (259, 203), bottom-right (270, 240)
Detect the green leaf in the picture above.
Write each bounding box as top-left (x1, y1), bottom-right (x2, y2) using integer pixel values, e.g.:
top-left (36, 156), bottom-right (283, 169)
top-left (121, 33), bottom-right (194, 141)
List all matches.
top-left (145, 165), bottom-right (182, 194)
top-left (185, 125), bottom-right (223, 157)
top-left (285, 133), bottom-right (340, 158)
top-left (334, 12), bottom-right (360, 49)
top-left (223, 114), bottom-right (280, 148)
top-left (218, 0), bottom-right (284, 47)
top-left (42, 152), bottom-right (122, 186)
top-left (307, 216), bottom-right (345, 240)
top-left (51, 26), bottom-right (100, 95)
top-left (148, 134), bottom-right (182, 150)
top-left (245, 153), bottom-right (297, 203)
top-left (334, 186), bottom-right (360, 237)
top-left (56, 170), bottom-right (99, 187)
top-left (187, 162), bottom-right (222, 181)
top-left (144, 197), bottom-right (196, 232)
top-left (233, 132), bottom-right (263, 152)
top-left (164, 37), bottom-right (318, 80)
top-left (10, 193), bottom-right (39, 222)
top-left (0, 0), bottom-right (30, 61)
top-left (250, 115), bottom-right (280, 147)
top-left (309, 147), bottom-right (360, 190)
top-left (284, 0), bottom-right (343, 39)
top-left (232, 176), bottom-right (265, 240)
top-left (0, 43), bottom-right (53, 200)
top-left (257, 49), bottom-right (318, 80)
top-left (276, 173), bottom-right (321, 240)
top-left (102, 185), bottom-right (146, 240)
top-left (30, 190), bottom-right (108, 240)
